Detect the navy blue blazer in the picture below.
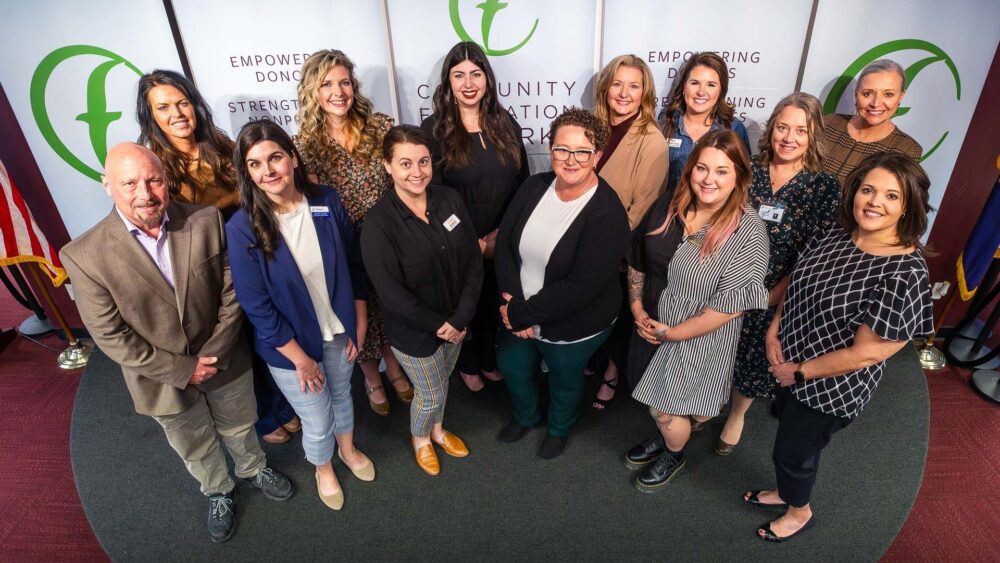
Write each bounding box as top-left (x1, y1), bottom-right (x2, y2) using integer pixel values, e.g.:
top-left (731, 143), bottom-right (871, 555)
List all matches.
top-left (226, 186), bottom-right (367, 370)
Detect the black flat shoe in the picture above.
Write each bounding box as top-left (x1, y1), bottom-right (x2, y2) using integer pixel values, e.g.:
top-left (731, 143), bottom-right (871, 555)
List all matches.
top-left (633, 451), bottom-right (685, 493)
top-left (538, 434), bottom-right (567, 459)
top-left (743, 490), bottom-right (788, 508)
top-left (757, 516), bottom-right (816, 542)
top-left (623, 435), bottom-right (664, 470)
top-left (497, 420), bottom-right (531, 443)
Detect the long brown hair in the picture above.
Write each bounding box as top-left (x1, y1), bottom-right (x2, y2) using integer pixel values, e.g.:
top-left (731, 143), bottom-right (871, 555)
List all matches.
top-left (136, 69), bottom-right (237, 198)
top-left (593, 54), bottom-right (657, 132)
top-left (839, 152), bottom-right (932, 250)
top-left (649, 129), bottom-right (751, 259)
top-left (296, 49), bottom-right (382, 164)
top-left (431, 42), bottom-right (521, 170)
top-left (756, 92), bottom-right (826, 172)
top-left (660, 52), bottom-right (736, 140)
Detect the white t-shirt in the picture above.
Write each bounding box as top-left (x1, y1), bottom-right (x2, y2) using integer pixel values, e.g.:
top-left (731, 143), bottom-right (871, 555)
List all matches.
top-left (277, 202), bottom-right (345, 341)
top-left (518, 180), bottom-right (598, 341)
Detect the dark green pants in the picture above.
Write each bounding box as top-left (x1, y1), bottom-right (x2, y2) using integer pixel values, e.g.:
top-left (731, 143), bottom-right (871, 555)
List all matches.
top-left (497, 327), bottom-right (612, 437)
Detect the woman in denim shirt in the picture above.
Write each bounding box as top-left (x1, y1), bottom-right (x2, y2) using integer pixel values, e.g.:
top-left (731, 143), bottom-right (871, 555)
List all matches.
top-left (660, 52), bottom-right (751, 196)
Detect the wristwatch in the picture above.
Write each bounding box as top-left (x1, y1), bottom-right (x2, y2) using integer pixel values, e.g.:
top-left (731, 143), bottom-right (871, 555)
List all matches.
top-left (793, 363), bottom-right (806, 385)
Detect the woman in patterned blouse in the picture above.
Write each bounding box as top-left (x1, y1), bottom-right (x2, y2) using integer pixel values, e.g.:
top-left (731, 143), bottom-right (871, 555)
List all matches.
top-left (747, 152), bottom-right (933, 542)
top-left (293, 50), bottom-right (413, 416)
top-left (717, 93), bottom-right (841, 455)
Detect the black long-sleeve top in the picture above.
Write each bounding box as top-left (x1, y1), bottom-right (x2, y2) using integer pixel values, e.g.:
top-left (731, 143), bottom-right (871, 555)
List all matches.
top-left (420, 113), bottom-right (530, 237)
top-left (494, 171), bottom-right (630, 341)
top-left (361, 185), bottom-right (483, 357)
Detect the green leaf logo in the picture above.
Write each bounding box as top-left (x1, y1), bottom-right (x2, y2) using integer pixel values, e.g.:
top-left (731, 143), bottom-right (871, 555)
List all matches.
top-left (824, 39), bottom-right (961, 162)
top-left (449, 0), bottom-right (539, 56)
top-left (30, 45), bottom-right (144, 181)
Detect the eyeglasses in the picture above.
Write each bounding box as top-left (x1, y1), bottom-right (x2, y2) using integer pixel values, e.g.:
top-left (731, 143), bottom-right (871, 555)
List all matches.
top-left (551, 146), bottom-right (596, 163)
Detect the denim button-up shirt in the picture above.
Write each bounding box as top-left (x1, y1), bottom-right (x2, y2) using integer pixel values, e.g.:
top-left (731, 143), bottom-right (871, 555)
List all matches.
top-left (662, 113), bottom-right (752, 196)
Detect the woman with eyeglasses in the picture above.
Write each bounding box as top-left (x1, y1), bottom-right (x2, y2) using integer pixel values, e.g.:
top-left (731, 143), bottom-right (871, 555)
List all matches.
top-left (494, 108), bottom-right (630, 459)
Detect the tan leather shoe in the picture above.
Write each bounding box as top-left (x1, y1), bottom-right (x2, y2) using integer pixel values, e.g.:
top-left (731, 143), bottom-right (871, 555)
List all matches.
top-left (431, 430), bottom-right (469, 458)
top-left (339, 449), bottom-right (375, 482)
top-left (365, 382), bottom-right (390, 416)
top-left (413, 440), bottom-right (440, 476)
top-left (281, 416), bottom-right (302, 433)
top-left (385, 371), bottom-right (414, 404)
top-left (261, 426), bottom-right (290, 444)
top-left (315, 472), bottom-right (344, 510)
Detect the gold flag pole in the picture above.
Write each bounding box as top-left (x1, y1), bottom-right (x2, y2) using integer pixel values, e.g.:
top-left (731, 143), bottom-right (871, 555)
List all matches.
top-left (25, 262), bottom-right (91, 369)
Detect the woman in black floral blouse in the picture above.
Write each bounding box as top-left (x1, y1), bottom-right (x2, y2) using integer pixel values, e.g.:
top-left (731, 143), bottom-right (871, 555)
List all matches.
top-left (716, 93), bottom-right (840, 454)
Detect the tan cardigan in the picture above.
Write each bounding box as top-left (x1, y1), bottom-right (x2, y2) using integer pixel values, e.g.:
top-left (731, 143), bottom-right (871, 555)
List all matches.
top-left (599, 119), bottom-right (670, 229)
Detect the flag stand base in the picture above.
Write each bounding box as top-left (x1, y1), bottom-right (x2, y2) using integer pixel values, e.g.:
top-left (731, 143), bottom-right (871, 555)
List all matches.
top-left (972, 370), bottom-right (1000, 404)
top-left (917, 340), bottom-right (946, 370)
top-left (58, 341), bottom-right (92, 370)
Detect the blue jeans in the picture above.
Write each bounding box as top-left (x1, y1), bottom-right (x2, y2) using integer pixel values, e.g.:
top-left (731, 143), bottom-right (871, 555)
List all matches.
top-left (268, 334), bottom-right (355, 465)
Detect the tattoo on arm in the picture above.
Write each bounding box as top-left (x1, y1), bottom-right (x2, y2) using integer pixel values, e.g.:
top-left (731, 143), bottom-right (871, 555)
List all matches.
top-left (628, 266), bottom-right (645, 304)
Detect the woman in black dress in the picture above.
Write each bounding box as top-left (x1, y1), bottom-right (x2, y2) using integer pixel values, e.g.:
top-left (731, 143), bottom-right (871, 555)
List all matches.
top-left (746, 151), bottom-right (933, 542)
top-left (420, 41), bottom-right (529, 393)
top-left (716, 93), bottom-right (840, 455)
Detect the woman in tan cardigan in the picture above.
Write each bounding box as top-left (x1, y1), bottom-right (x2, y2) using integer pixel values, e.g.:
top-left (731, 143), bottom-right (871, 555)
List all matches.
top-left (590, 54), bottom-right (669, 409)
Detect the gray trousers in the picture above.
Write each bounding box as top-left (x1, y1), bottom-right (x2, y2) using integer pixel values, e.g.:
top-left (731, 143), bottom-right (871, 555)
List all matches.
top-left (152, 369), bottom-right (265, 495)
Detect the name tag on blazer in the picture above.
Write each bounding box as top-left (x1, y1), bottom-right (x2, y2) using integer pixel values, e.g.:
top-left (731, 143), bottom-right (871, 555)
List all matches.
top-left (443, 214), bottom-right (461, 231)
top-left (310, 206), bottom-right (330, 217)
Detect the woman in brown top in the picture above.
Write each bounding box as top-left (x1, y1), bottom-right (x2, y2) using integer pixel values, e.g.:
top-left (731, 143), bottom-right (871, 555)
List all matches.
top-left (137, 69), bottom-right (300, 444)
top-left (293, 49), bottom-right (413, 416)
top-left (821, 59), bottom-right (922, 187)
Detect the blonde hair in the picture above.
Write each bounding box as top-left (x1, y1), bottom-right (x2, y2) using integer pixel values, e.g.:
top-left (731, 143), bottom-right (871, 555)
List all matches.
top-left (593, 54), bottom-right (657, 132)
top-left (296, 49), bottom-right (381, 164)
top-left (756, 92), bottom-right (826, 172)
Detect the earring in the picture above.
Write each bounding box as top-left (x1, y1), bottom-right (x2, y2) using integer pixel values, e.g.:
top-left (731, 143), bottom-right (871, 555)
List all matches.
top-left (901, 212), bottom-right (906, 218)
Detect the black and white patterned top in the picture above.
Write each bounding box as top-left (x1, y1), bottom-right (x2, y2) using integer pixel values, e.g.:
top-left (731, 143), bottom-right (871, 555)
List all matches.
top-left (780, 228), bottom-right (933, 419)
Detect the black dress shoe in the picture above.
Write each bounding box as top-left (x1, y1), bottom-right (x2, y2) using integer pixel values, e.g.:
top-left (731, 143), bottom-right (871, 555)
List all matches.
top-left (634, 451), bottom-right (685, 493)
top-left (207, 491), bottom-right (235, 543)
top-left (623, 435), bottom-right (665, 470)
top-left (497, 420), bottom-right (531, 443)
top-left (538, 434), bottom-right (567, 459)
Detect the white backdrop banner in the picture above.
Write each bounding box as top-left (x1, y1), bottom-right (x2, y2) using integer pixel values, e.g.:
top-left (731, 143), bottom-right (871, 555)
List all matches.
top-left (387, 0), bottom-right (599, 172)
top-left (800, 0), bottom-right (1000, 229)
top-left (603, 0), bottom-right (814, 145)
top-left (171, 0), bottom-right (394, 137)
top-left (0, 0), bottom-right (183, 238)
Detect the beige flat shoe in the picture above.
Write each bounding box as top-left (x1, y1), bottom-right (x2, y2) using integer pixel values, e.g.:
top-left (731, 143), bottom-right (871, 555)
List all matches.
top-left (339, 449), bottom-right (375, 482)
top-left (315, 472), bottom-right (344, 510)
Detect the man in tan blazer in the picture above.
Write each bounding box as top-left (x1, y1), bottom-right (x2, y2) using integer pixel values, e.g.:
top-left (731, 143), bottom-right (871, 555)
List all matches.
top-left (60, 143), bottom-right (292, 543)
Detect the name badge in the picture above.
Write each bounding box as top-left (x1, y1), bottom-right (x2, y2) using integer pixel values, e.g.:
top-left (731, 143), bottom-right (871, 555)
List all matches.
top-left (668, 138), bottom-right (683, 148)
top-left (758, 201), bottom-right (785, 223)
top-left (310, 206), bottom-right (330, 217)
top-left (443, 214), bottom-right (461, 231)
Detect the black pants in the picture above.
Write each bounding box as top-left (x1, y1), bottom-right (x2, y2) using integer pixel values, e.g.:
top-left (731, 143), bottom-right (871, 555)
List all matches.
top-left (772, 386), bottom-right (852, 507)
top-left (457, 260), bottom-right (499, 375)
top-left (586, 272), bottom-right (631, 384)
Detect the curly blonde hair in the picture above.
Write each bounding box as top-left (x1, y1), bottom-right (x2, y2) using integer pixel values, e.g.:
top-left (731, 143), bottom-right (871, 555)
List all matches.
top-left (756, 92), bottom-right (826, 172)
top-left (593, 54), bottom-right (657, 132)
top-left (296, 49), bottom-right (382, 164)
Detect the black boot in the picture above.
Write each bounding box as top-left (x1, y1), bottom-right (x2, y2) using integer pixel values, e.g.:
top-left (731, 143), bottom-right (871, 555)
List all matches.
top-left (623, 435), bottom-right (664, 470)
top-left (634, 450), bottom-right (686, 493)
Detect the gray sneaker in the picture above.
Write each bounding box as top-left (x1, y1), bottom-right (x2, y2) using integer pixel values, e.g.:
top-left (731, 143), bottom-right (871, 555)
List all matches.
top-left (207, 492), bottom-right (235, 543)
top-left (238, 467), bottom-right (293, 501)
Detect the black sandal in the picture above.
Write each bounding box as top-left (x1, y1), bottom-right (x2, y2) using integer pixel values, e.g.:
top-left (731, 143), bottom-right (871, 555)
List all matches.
top-left (757, 516), bottom-right (815, 542)
top-left (743, 490), bottom-right (788, 508)
top-left (592, 377), bottom-right (619, 410)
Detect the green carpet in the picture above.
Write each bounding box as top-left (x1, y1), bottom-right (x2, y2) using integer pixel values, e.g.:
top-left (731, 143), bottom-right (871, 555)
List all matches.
top-left (71, 347), bottom-right (928, 561)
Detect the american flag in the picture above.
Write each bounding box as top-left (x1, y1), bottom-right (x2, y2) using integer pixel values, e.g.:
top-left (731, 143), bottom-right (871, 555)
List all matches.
top-left (0, 158), bottom-right (66, 286)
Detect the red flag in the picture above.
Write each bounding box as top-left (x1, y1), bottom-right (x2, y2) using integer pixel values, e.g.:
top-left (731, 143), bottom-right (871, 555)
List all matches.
top-left (0, 158), bottom-right (66, 286)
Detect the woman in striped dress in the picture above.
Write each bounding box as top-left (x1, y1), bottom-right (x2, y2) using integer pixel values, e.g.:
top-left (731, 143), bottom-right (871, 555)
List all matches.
top-left (625, 129), bottom-right (769, 492)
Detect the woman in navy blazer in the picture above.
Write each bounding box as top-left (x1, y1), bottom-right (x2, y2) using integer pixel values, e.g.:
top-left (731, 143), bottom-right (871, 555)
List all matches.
top-left (227, 120), bottom-right (372, 511)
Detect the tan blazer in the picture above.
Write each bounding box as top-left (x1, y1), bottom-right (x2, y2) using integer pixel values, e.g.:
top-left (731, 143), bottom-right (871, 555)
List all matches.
top-left (599, 120), bottom-right (670, 229)
top-left (60, 202), bottom-right (249, 417)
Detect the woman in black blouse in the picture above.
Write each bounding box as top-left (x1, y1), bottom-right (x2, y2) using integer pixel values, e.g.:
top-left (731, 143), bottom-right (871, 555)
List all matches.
top-left (421, 41), bottom-right (529, 393)
top-left (746, 152), bottom-right (933, 542)
top-left (361, 125), bottom-right (483, 476)
top-left (717, 93), bottom-right (840, 455)
top-left (494, 108), bottom-right (630, 459)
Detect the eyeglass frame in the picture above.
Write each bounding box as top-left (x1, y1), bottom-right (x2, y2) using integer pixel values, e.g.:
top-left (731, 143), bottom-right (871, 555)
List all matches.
top-left (550, 145), bottom-right (597, 163)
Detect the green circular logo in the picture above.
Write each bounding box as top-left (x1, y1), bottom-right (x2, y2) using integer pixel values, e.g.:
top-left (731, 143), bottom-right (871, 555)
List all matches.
top-left (30, 45), bottom-right (144, 182)
top-left (449, 0), bottom-right (539, 56)
top-left (824, 39), bottom-right (961, 162)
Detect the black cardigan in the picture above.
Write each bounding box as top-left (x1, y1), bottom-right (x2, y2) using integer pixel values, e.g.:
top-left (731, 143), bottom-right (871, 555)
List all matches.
top-left (361, 185), bottom-right (483, 357)
top-left (494, 171), bottom-right (630, 341)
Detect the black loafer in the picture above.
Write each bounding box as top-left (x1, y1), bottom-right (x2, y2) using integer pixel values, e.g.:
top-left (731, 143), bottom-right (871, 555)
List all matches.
top-left (623, 435), bottom-right (665, 470)
top-left (207, 491), bottom-right (235, 543)
top-left (538, 434), bottom-right (567, 459)
top-left (498, 420), bottom-right (532, 443)
top-left (634, 451), bottom-right (685, 493)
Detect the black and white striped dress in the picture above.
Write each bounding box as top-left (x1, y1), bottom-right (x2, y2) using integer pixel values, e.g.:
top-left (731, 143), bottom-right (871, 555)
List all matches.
top-left (632, 207), bottom-right (770, 416)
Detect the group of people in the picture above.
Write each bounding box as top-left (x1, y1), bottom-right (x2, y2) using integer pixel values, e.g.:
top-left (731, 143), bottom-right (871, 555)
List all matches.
top-left (59, 43), bottom-right (933, 545)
